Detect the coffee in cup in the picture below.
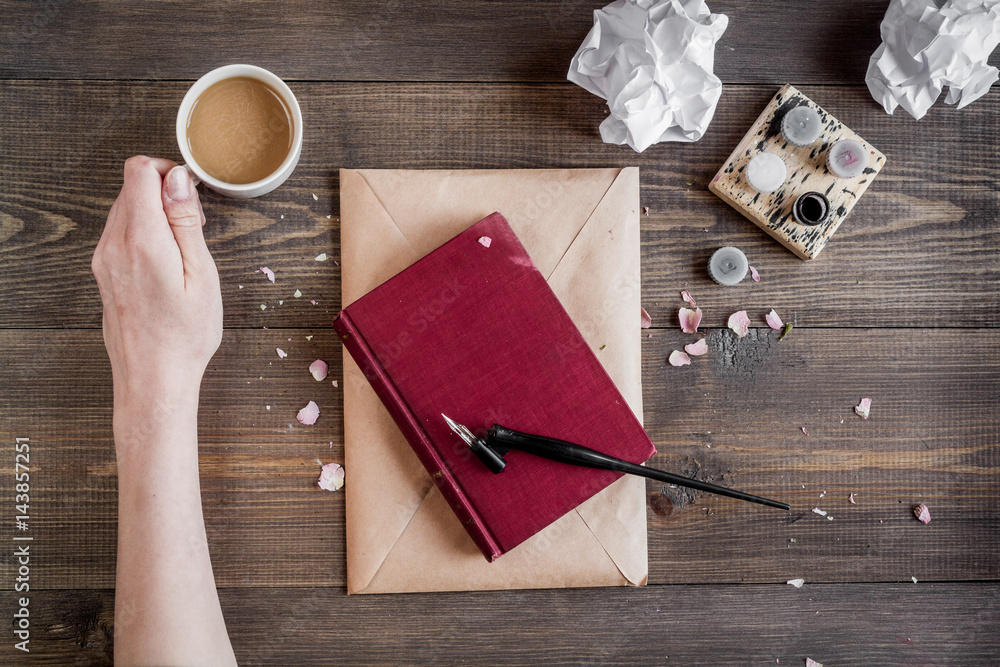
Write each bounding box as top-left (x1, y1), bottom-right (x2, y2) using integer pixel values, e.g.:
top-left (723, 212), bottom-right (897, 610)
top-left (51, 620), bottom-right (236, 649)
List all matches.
top-left (177, 65), bottom-right (303, 198)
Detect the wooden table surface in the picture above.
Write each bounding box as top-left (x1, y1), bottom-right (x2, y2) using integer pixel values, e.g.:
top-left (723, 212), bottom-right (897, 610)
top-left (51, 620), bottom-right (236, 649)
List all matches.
top-left (1, 1), bottom-right (998, 664)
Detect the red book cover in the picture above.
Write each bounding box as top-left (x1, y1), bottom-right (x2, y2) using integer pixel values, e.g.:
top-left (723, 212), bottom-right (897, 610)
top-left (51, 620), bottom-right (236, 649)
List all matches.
top-left (333, 212), bottom-right (656, 561)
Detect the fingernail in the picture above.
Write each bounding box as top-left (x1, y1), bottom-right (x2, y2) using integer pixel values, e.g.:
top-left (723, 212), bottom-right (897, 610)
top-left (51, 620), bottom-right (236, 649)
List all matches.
top-left (166, 166), bottom-right (191, 201)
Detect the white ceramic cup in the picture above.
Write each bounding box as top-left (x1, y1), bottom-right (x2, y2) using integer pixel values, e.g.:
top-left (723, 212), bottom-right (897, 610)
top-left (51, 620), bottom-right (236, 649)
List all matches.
top-left (176, 64), bottom-right (303, 198)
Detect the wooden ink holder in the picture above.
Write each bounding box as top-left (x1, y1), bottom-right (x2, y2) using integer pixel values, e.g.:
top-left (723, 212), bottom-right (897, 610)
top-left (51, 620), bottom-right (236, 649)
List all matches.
top-left (709, 84), bottom-right (885, 260)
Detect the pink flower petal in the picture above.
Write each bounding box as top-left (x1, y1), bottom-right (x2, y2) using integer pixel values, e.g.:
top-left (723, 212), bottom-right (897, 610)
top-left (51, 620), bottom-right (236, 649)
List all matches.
top-left (332, 380), bottom-right (339, 388)
top-left (317, 462), bottom-right (345, 491)
top-left (276, 347), bottom-right (287, 359)
top-left (259, 266), bottom-right (275, 283)
top-left (914, 504), bottom-right (931, 523)
top-left (765, 309), bottom-right (783, 330)
top-left (668, 350), bottom-right (691, 366)
top-left (478, 236), bottom-right (492, 248)
top-left (679, 307), bottom-right (702, 334)
top-left (728, 310), bottom-right (751, 338)
top-left (801, 426), bottom-right (810, 436)
top-left (309, 359), bottom-right (329, 382)
top-left (749, 265), bottom-right (760, 282)
top-left (296, 400), bottom-right (320, 425)
top-left (310, 300), bottom-right (318, 305)
top-left (849, 493), bottom-right (857, 504)
top-left (640, 307), bottom-right (652, 329)
top-left (806, 660), bottom-right (823, 667)
top-left (855, 397), bottom-right (872, 419)
top-left (684, 338), bottom-right (708, 356)
top-left (680, 290), bottom-right (697, 308)
top-left (643, 206), bottom-right (650, 216)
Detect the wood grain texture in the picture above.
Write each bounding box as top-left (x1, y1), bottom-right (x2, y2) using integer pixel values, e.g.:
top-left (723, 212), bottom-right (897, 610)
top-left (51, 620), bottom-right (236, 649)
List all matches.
top-left (0, 0), bottom-right (899, 83)
top-left (2, 82), bottom-right (998, 328)
top-left (2, 328), bottom-right (996, 589)
top-left (710, 84), bottom-right (886, 259)
top-left (3, 584), bottom-right (999, 666)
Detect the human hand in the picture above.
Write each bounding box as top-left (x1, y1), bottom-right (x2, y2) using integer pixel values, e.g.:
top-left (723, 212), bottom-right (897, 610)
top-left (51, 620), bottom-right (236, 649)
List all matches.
top-left (92, 156), bottom-right (223, 402)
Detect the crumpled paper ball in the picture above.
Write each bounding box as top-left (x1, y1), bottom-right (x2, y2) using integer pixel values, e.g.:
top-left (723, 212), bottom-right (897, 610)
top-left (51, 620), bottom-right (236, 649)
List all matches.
top-left (866, 0), bottom-right (1000, 119)
top-left (568, 0), bottom-right (729, 152)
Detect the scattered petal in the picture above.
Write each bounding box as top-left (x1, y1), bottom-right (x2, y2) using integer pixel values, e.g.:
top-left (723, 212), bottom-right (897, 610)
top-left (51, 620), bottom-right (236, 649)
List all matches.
top-left (849, 493), bottom-right (857, 504)
top-left (914, 504), bottom-right (931, 524)
top-left (679, 307), bottom-right (702, 334)
top-left (312, 193), bottom-right (319, 201)
top-left (801, 426), bottom-right (810, 436)
top-left (296, 401), bottom-right (320, 425)
top-left (310, 300), bottom-right (318, 305)
top-left (332, 380), bottom-right (339, 388)
top-left (911, 576), bottom-right (918, 584)
top-left (309, 359), bottom-right (329, 382)
top-left (897, 636), bottom-right (914, 645)
top-left (806, 660), bottom-right (823, 667)
top-left (855, 397), bottom-right (872, 419)
top-left (478, 236), bottom-right (492, 248)
top-left (668, 350), bottom-right (691, 366)
top-left (259, 267), bottom-right (275, 283)
top-left (238, 284), bottom-right (243, 289)
top-left (276, 347), bottom-right (287, 359)
top-left (680, 290), bottom-right (697, 308)
top-left (779, 323), bottom-right (793, 341)
top-left (315, 253), bottom-right (328, 261)
top-left (749, 265), bottom-right (760, 282)
top-left (260, 303), bottom-right (267, 310)
top-left (786, 578), bottom-right (805, 588)
top-left (728, 310), bottom-right (751, 338)
top-left (812, 508), bottom-right (827, 516)
top-left (643, 206), bottom-right (650, 215)
top-left (306, 335), bottom-right (313, 341)
top-left (684, 338), bottom-right (709, 356)
top-left (293, 289), bottom-right (302, 298)
top-left (333, 259), bottom-right (339, 266)
top-left (765, 309), bottom-right (784, 330)
top-left (317, 462), bottom-right (345, 491)
top-left (599, 344), bottom-right (607, 350)
top-left (641, 307), bottom-right (652, 329)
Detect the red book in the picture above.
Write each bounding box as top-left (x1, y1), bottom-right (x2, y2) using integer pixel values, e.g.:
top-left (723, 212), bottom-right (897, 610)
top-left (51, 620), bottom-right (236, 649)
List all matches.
top-left (333, 212), bottom-right (656, 561)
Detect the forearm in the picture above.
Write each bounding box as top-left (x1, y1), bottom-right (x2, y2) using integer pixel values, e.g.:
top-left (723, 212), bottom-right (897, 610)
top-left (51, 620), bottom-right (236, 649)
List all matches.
top-left (113, 379), bottom-right (236, 666)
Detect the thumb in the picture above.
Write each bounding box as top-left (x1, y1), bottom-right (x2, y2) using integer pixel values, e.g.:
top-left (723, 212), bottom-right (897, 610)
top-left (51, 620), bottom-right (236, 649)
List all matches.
top-left (161, 166), bottom-right (209, 267)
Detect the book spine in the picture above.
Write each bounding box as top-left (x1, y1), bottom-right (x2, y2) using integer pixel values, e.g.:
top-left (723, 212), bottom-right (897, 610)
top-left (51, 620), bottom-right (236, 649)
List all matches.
top-left (333, 312), bottom-right (503, 561)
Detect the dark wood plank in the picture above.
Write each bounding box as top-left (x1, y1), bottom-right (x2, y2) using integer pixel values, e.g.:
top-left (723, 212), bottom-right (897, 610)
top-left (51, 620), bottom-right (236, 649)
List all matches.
top-left (0, 0), bottom-right (898, 84)
top-left (1, 328), bottom-right (996, 588)
top-left (4, 584), bottom-right (999, 665)
top-left (2, 82), bottom-right (998, 329)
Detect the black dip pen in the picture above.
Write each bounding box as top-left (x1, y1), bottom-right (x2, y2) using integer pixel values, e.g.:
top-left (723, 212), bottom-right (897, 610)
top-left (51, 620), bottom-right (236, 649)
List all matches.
top-left (443, 415), bottom-right (790, 511)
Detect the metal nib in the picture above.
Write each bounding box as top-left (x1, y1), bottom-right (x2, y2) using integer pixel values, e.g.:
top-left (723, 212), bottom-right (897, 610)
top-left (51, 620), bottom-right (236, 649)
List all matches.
top-left (442, 414), bottom-right (478, 449)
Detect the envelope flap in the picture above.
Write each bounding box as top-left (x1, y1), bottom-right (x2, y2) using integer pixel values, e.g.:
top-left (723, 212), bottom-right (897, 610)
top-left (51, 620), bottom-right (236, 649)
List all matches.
top-left (355, 169), bottom-right (623, 277)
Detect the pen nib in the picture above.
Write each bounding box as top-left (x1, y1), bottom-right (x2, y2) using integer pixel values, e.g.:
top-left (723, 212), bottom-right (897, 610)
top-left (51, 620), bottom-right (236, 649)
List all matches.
top-left (442, 414), bottom-right (477, 448)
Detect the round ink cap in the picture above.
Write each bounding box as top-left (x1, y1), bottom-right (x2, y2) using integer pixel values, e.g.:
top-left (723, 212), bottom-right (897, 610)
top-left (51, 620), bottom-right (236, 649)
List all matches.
top-left (745, 152), bottom-right (787, 193)
top-left (708, 246), bottom-right (749, 286)
top-left (781, 106), bottom-right (822, 146)
top-left (827, 138), bottom-right (868, 179)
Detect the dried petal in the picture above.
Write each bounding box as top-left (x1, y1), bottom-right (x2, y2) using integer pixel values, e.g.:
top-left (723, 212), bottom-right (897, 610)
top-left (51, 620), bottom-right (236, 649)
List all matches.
top-left (849, 493), bottom-right (857, 504)
top-left (914, 504), bottom-right (931, 524)
top-left (640, 307), bottom-right (652, 329)
top-left (855, 397), bottom-right (872, 419)
top-left (312, 193), bottom-right (319, 201)
top-left (684, 338), bottom-right (709, 356)
top-left (779, 323), bottom-right (793, 341)
top-left (680, 290), bottom-right (697, 308)
top-left (276, 347), bottom-right (287, 359)
top-left (258, 266), bottom-right (275, 283)
top-left (296, 400), bottom-right (320, 425)
top-left (317, 462), bottom-right (345, 491)
top-left (679, 307), bottom-right (702, 334)
top-left (727, 310), bottom-right (750, 338)
top-left (315, 253), bottom-right (328, 261)
top-left (309, 359), bottom-right (329, 382)
top-left (786, 578), bottom-right (804, 588)
top-left (668, 350), bottom-right (691, 367)
top-left (801, 426), bottom-right (810, 436)
top-left (765, 309), bottom-right (784, 330)
top-left (749, 265), bottom-right (760, 282)
top-left (478, 236), bottom-right (492, 248)
top-left (332, 380), bottom-right (339, 388)
top-left (643, 206), bottom-right (650, 215)
top-left (806, 660), bottom-right (823, 667)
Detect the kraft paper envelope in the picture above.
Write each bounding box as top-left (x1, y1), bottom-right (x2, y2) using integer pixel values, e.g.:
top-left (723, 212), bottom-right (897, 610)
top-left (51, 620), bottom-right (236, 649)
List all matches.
top-left (340, 168), bottom-right (647, 594)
